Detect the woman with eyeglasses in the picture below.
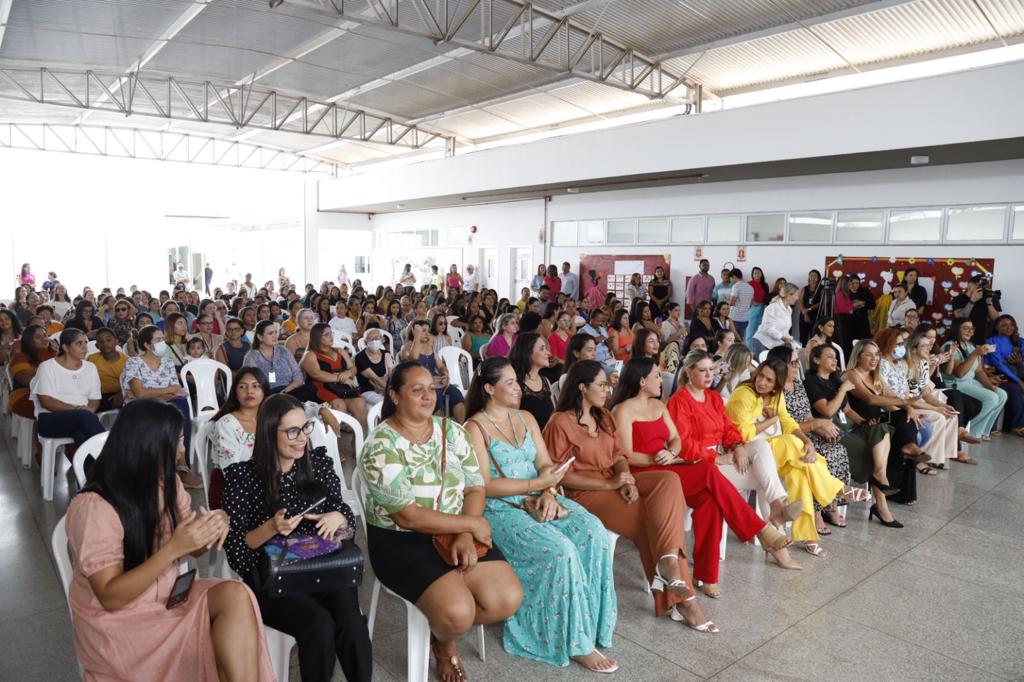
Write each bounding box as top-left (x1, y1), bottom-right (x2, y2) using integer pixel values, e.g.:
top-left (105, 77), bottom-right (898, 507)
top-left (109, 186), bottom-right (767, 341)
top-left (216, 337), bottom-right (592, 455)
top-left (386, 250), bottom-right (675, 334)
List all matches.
top-left (544, 360), bottom-right (718, 633)
top-left (223, 393), bottom-right (372, 682)
top-left (359, 361), bottom-right (522, 682)
top-left (215, 317), bottom-right (252, 377)
top-left (726, 359), bottom-right (871, 558)
top-left (106, 300), bottom-right (135, 348)
top-left (65, 299), bottom-right (101, 340)
top-left (941, 318), bottom-right (1007, 441)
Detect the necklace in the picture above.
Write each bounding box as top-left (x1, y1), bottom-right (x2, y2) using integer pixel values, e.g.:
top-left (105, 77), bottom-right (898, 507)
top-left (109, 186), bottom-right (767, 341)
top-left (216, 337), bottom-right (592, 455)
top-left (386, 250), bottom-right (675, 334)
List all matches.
top-left (482, 409), bottom-right (524, 448)
top-left (390, 415), bottom-right (433, 443)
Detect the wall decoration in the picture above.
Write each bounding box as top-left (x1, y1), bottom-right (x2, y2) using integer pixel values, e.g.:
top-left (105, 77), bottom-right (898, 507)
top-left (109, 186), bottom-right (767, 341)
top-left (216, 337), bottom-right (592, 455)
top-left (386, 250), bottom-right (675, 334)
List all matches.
top-left (580, 254), bottom-right (670, 304)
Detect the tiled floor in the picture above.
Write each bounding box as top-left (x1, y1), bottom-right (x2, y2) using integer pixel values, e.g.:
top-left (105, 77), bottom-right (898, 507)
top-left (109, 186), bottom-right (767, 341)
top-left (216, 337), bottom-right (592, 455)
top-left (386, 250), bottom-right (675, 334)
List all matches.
top-left (3, 420), bottom-right (1022, 681)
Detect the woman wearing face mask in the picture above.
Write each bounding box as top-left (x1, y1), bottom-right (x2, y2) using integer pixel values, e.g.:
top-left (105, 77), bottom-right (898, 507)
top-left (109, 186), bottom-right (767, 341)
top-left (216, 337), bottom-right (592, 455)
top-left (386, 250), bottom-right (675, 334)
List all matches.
top-left (123, 325), bottom-right (201, 488)
top-left (355, 328), bottom-right (392, 407)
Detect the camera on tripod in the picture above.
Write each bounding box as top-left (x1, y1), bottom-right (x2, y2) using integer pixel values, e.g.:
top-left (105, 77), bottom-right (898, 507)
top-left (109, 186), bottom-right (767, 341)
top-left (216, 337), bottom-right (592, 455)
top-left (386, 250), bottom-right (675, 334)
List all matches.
top-left (820, 277), bottom-right (836, 291)
top-left (980, 274), bottom-right (1001, 304)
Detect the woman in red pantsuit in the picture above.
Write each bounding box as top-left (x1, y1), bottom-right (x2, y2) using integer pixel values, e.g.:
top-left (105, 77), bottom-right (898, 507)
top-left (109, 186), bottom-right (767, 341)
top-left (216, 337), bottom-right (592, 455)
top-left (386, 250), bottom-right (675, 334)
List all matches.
top-left (543, 360), bottom-right (718, 633)
top-left (611, 358), bottom-right (798, 598)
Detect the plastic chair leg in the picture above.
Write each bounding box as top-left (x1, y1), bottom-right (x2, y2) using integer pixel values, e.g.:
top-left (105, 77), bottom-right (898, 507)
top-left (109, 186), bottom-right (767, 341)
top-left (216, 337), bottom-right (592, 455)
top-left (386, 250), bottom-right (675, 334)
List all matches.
top-left (264, 626), bottom-right (295, 682)
top-left (40, 441), bottom-right (57, 501)
top-left (406, 604), bottom-right (432, 682)
top-left (367, 579), bottom-right (382, 639)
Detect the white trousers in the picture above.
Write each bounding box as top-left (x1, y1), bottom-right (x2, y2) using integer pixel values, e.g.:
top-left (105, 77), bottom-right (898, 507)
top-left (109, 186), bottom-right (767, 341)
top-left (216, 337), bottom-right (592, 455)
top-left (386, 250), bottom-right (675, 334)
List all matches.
top-left (919, 409), bottom-right (958, 465)
top-left (717, 439), bottom-right (788, 519)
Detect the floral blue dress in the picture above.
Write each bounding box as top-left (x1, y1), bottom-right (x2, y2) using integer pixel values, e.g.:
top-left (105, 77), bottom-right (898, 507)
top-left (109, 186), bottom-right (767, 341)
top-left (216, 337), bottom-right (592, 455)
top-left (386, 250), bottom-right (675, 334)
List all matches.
top-left (479, 416), bottom-right (616, 667)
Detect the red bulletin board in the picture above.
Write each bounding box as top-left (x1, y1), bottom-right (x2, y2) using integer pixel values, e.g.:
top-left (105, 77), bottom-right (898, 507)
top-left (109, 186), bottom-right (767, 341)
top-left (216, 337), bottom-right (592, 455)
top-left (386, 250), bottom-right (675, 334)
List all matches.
top-left (580, 254), bottom-right (670, 303)
top-left (826, 255), bottom-right (995, 333)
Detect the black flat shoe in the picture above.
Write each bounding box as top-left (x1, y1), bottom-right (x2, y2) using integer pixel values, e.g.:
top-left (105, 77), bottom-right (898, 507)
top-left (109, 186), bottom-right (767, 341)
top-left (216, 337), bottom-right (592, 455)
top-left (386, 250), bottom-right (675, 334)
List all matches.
top-left (869, 504), bottom-right (903, 528)
top-left (870, 476), bottom-right (900, 497)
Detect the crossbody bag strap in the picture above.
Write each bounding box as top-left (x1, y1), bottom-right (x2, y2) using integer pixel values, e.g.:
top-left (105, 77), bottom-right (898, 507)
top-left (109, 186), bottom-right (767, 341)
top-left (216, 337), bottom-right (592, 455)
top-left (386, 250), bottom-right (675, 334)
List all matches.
top-left (435, 418), bottom-right (447, 510)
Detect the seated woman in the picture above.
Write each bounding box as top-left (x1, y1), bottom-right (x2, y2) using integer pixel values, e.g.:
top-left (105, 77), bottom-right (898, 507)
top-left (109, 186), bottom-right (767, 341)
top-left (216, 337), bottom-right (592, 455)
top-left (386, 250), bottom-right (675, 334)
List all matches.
top-left (64, 299), bottom-right (102, 340)
top-left (768, 345), bottom-right (854, 532)
top-left (223, 393), bottom-right (372, 682)
top-left (87, 327), bottom-right (127, 411)
top-left (355, 327), bottom-right (391, 407)
top-left (31, 328), bottom-right (105, 453)
top-left (630, 301), bottom-right (661, 341)
top-left (804, 317), bottom-right (837, 365)
top-left (875, 328), bottom-right (957, 472)
top-left (546, 311), bottom-right (573, 364)
top-left (985, 314), bottom-right (1024, 436)
top-left (122, 325), bottom-right (200, 488)
top-left (726, 359), bottom-right (870, 557)
top-left (300, 323), bottom-right (368, 431)
top-left (431, 313), bottom-right (455, 352)
top-left (711, 301), bottom-right (738, 339)
top-left (66, 399), bottom-right (273, 681)
top-left (613, 358), bottom-right (798, 598)
top-left (544, 360), bottom-right (718, 633)
top-left (9, 324), bottom-right (55, 419)
top-left (215, 317), bottom-right (251, 377)
top-left (358, 362), bottom-right (522, 682)
top-left (461, 314), bottom-right (491, 359)
top-left (712, 329), bottom-right (736, 361)
top-left (509, 332), bottom-right (556, 430)
top-left (607, 310), bottom-right (633, 362)
top-left (904, 329), bottom-right (965, 467)
top-left (37, 304), bottom-right (64, 336)
top-left (284, 309), bottom-right (316, 362)
top-left (913, 324), bottom-right (982, 447)
top-left (630, 327), bottom-right (661, 365)
top-left (193, 314), bottom-right (223, 358)
top-left (162, 312), bottom-right (191, 370)
top-left (484, 313), bottom-right (518, 359)
top-left (941, 319), bottom-right (1007, 442)
top-left (243, 320), bottom-right (317, 401)
top-left (805, 344), bottom-right (902, 528)
top-left (465, 358), bottom-right (618, 672)
top-left (713, 343), bottom-right (753, 403)
top-left (399, 318), bottom-right (466, 422)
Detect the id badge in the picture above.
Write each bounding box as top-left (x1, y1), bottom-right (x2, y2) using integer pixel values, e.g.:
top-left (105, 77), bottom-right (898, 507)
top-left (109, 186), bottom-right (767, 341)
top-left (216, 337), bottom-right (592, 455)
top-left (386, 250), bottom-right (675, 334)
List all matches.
top-left (268, 371), bottom-right (277, 384)
top-left (838, 411), bottom-right (848, 425)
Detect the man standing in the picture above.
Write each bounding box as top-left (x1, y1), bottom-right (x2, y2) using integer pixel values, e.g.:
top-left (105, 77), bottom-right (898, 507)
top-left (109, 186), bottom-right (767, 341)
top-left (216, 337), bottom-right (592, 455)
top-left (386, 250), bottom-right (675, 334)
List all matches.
top-left (204, 262), bottom-right (213, 294)
top-left (952, 275), bottom-right (1001, 345)
top-left (463, 264), bottom-right (480, 293)
top-left (686, 259), bottom-right (715, 309)
top-left (560, 261), bottom-right (579, 300)
top-left (727, 268), bottom-right (754, 340)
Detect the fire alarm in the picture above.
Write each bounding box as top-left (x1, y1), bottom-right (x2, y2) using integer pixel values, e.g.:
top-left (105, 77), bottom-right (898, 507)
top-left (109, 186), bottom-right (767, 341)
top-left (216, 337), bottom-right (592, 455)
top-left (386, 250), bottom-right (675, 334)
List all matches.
top-left (470, 225), bottom-right (478, 233)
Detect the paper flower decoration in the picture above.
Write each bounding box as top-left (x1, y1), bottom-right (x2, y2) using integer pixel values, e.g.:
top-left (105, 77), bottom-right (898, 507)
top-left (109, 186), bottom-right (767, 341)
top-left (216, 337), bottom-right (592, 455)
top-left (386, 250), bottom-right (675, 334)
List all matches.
top-left (908, 257), bottom-right (916, 264)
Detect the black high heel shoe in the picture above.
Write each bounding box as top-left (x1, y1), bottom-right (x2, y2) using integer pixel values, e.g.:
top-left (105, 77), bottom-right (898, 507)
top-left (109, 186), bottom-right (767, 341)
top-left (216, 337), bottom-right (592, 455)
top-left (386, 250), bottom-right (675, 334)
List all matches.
top-left (870, 476), bottom-right (900, 497)
top-left (869, 504), bottom-right (903, 528)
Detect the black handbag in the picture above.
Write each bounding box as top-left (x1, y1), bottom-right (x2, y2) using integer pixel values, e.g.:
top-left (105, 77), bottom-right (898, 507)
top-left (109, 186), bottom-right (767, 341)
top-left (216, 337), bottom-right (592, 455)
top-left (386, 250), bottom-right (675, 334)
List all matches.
top-left (256, 536), bottom-right (364, 598)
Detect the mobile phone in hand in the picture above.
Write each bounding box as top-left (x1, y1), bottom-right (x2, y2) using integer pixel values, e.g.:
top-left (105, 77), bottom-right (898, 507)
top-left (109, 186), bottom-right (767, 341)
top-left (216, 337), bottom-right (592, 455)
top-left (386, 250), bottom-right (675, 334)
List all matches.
top-left (297, 497), bottom-right (326, 518)
top-left (552, 456), bottom-right (576, 475)
top-left (166, 568), bottom-right (196, 609)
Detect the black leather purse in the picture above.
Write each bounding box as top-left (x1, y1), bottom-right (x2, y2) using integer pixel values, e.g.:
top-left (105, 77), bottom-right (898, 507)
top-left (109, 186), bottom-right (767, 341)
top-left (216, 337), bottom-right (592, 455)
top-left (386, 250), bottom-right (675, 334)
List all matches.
top-left (256, 536), bottom-right (364, 598)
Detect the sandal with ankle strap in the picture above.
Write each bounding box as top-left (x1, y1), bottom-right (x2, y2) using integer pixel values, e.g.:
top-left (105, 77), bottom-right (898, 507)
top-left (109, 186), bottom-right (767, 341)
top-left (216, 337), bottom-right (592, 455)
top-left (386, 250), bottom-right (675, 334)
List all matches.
top-left (669, 595), bottom-right (720, 633)
top-left (431, 638), bottom-right (467, 682)
top-left (803, 542), bottom-right (828, 558)
top-left (651, 554), bottom-right (694, 598)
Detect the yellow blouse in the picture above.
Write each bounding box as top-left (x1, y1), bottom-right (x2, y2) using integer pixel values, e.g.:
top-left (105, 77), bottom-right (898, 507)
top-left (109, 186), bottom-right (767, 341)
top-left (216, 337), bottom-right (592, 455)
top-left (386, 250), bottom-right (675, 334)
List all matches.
top-left (724, 384), bottom-right (800, 441)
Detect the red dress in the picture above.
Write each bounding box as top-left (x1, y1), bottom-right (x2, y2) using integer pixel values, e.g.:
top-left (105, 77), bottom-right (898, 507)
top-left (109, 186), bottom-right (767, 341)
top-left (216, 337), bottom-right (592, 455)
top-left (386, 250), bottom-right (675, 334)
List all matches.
top-left (633, 413), bottom-right (764, 584)
top-left (544, 275), bottom-right (562, 298)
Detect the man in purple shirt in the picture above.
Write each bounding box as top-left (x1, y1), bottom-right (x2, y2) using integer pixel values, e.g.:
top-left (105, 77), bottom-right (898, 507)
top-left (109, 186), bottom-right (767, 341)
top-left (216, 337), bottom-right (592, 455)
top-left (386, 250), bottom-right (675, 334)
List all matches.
top-left (685, 259), bottom-right (715, 311)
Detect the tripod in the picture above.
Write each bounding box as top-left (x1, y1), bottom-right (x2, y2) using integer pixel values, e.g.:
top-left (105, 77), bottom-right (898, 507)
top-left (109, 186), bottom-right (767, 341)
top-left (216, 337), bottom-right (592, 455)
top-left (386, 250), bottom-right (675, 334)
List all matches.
top-left (809, 279), bottom-right (842, 349)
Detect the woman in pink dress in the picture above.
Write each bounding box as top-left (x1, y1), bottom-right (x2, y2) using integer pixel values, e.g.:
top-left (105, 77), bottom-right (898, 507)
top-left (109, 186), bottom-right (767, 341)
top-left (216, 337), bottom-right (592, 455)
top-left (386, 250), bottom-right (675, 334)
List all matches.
top-left (64, 399), bottom-right (274, 682)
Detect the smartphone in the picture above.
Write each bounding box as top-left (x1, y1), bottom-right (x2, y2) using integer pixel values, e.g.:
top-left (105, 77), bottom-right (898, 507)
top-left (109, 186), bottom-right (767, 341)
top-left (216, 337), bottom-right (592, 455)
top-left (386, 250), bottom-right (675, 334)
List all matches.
top-left (296, 497), bottom-right (326, 518)
top-left (552, 456), bottom-right (576, 475)
top-left (166, 568), bottom-right (196, 609)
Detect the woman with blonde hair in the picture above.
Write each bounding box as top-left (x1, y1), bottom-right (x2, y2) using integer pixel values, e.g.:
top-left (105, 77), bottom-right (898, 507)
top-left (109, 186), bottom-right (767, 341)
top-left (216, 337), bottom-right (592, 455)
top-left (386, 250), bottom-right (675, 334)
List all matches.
top-left (751, 283), bottom-right (799, 356)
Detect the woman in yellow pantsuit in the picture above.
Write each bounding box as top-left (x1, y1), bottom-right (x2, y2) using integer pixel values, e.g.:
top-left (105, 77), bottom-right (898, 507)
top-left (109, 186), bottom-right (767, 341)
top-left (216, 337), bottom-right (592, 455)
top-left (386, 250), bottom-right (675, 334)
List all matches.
top-left (727, 357), bottom-right (871, 558)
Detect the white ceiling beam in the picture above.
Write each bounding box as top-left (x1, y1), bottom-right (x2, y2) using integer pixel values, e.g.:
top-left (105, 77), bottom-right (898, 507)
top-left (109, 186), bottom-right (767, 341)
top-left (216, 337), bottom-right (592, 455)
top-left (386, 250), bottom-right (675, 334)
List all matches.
top-left (0, 0), bottom-right (13, 51)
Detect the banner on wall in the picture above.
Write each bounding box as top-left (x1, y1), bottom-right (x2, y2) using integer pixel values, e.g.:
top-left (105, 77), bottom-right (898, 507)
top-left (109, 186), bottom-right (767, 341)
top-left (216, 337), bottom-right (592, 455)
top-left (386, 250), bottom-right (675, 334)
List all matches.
top-left (825, 255), bottom-right (995, 335)
top-left (580, 254), bottom-right (670, 303)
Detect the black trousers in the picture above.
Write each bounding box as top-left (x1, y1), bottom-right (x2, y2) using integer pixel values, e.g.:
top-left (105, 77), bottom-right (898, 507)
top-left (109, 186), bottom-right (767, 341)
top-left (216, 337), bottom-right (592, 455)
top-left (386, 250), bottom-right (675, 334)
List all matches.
top-left (252, 584), bottom-right (372, 682)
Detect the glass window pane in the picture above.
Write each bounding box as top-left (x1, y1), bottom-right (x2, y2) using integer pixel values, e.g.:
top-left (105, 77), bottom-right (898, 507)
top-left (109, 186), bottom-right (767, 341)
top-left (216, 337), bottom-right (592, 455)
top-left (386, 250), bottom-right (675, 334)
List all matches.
top-left (707, 215), bottom-right (742, 242)
top-left (947, 206), bottom-right (1005, 241)
top-left (788, 211), bottom-right (833, 242)
top-left (607, 219), bottom-right (635, 244)
top-left (1014, 206), bottom-right (1024, 240)
top-left (836, 210), bottom-right (884, 242)
top-left (552, 221), bottom-right (577, 246)
top-left (889, 209), bottom-right (942, 242)
top-left (638, 218), bottom-right (669, 244)
top-left (579, 220), bottom-right (604, 244)
top-left (746, 214), bottom-right (785, 242)
top-left (671, 216), bottom-right (704, 243)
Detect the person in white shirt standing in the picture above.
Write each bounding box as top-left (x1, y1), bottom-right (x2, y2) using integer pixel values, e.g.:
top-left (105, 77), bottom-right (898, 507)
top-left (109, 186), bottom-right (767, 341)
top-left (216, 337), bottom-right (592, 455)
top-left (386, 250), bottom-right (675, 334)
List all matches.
top-left (560, 261), bottom-right (579, 300)
top-left (727, 268), bottom-right (755, 341)
top-left (32, 328), bottom-right (105, 450)
top-left (886, 283), bottom-right (917, 328)
top-left (463, 264), bottom-right (480, 294)
top-left (752, 283), bottom-right (799, 356)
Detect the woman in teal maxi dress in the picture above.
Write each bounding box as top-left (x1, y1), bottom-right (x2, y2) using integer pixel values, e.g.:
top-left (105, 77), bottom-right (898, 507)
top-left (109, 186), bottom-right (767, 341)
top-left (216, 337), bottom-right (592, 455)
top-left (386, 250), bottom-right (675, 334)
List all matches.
top-left (465, 358), bottom-right (618, 672)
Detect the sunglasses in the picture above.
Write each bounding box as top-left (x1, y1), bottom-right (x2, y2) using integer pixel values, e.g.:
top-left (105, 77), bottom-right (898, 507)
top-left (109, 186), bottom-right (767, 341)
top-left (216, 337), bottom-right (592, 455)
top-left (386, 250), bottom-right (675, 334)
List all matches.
top-left (115, 307), bottom-right (128, 312)
top-left (279, 420), bottom-right (316, 440)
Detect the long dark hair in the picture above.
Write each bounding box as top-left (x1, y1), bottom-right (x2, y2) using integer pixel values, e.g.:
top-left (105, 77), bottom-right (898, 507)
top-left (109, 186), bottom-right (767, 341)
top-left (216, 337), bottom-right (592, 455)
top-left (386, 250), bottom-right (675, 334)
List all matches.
top-left (381, 360), bottom-right (431, 420)
top-left (307, 322), bottom-right (330, 353)
top-left (508, 332), bottom-right (542, 387)
top-left (212, 367), bottom-right (269, 421)
top-left (609, 357), bottom-right (658, 409)
top-left (82, 399), bottom-right (182, 570)
top-left (132, 324), bottom-right (161, 354)
top-left (252, 319), bottom-right (276, 351)
top-left (20, 324), bottom-right (46, 365)
top-left (993, 314), bottom-right (1020, 347)
top-left (251, 393), bottom-right (325, 512)
top-left (0, 309), bottom-right (22, 337)
top-left (609, 308), bottom-right (629, 331)
top-left (554, 360), bottom-right (611, 433)
top-left (741, 358), bottom-right (787, 401)
top-left (631, 327), bottom-right (658, 360)
top-left (564, 333), bottom-right (595, 373)
top-left (464, 357), bottom-right (511, 418)
top-left (809, 343), bottom-right (841, 382)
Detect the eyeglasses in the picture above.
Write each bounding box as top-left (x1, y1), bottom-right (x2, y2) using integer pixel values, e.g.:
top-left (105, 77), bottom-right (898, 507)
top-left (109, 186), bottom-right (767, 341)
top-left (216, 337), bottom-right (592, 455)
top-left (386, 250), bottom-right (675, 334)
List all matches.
top-left (115, 307), bottom-right (128, 312)
top-left (279, 420), bottom-right (316, 440)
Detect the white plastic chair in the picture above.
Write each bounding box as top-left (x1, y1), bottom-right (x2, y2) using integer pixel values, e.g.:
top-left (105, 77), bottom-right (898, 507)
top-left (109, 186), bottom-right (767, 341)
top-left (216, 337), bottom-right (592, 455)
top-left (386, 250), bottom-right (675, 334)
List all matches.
top-left (39, 434), bottom-right (74, 501)
top-left (439, 346), bottom-right (473, 391)
top-left (757, 349), bottom-right (769, 363)
top-left (86, 340), bottom-right (99, 355)
top-left (831, 341), bottom-right (846, 370)
top-left (13, 413), bottom-right (34, 469)
top-left (478, 342), bottom-right (489, 361)
top-left (660, 371), bottom-right (675, 403)
top-left (334, 339), bottom-right (357, 357)
top-left (367, 401), bottom-right (383, 429)
top-left (448, 326), bottom-right (465, 345)
top-left (179, 358), bottom-right (231, 466)
top-left (353, 470), bottom-right (485, 681)
top-left (71, 431), bottom-right (109, 487)
top-left (310, 409), bottom-right (363, 511)
top-left (606, 530), bottom-right (654, 593)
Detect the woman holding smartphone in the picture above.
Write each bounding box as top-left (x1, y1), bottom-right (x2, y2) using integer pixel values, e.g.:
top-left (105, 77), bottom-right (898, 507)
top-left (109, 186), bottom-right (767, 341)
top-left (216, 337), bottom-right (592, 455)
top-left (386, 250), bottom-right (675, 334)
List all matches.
top-left (223, 393), bottom-right (372, 682)
top-left (941, 319), bottom-right (1007, 442)
top-left (66, 399), bottom-right (274, 681)
top-left (465, 358), bottom-right (618, 672)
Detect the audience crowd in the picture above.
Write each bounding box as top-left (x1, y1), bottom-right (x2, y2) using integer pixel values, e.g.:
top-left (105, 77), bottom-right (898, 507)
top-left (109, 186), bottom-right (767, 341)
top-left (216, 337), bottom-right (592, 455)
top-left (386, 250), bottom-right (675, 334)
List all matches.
top-left (3, 256), bottom-right (1021, 681)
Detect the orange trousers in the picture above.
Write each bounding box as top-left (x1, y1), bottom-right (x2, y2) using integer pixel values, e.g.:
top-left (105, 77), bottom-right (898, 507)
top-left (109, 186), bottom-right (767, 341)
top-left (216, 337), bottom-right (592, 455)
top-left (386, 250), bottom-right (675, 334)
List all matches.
top-left (570, 470), bottom-right (691, 617)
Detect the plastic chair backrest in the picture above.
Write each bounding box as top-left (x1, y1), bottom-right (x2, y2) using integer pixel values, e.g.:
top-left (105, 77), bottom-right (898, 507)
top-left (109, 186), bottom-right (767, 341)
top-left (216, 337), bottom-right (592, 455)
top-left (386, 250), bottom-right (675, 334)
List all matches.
top-left (179, 358), bottom-right (232, 419)
top-left (52, 516), bottom-right (73, 605)
top-left (194, 420), bottom-right (217, 506)
top-left (310, 416), bottom-right (344, 484)
top-left (831, 341), bottom-right (846, 371)
top-left (351, 468), bottom-right (370, 538)
top-left (335, 340), bottom-right (357, 357)
top-left (332, 332), bottom-right (353, 347)
top-left (758, 349), bottom-right (769, 363)
top-left (660, 371), bottom-right (675, 403)
top-left (72, 431), bottom-right (109, 487)
top-left (86, 340), bottom-right (99, 355)
top-left (478, 343), bottom-right (489, 361)
top-left (439, 346), bottom-right (473, 390)
top-left (367, 401), bottom-right (383, 429)
top-left (448, 325), bottom-right (464, 345)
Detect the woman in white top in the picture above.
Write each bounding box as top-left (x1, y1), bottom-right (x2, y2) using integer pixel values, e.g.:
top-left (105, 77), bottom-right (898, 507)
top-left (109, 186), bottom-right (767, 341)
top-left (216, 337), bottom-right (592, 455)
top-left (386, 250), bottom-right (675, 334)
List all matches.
top-left (32, 328), bottom-right (105, 449)
top-left (715, 343), bottom-right (754, 403)
top-left (431, 313), bottom-right (454, 352)
top-left (329, 301), bottom-right (358, 341)
top-left (886, 283), bottom-right (916, 328)
top-left (752, 283), bottom-right (799, 356)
